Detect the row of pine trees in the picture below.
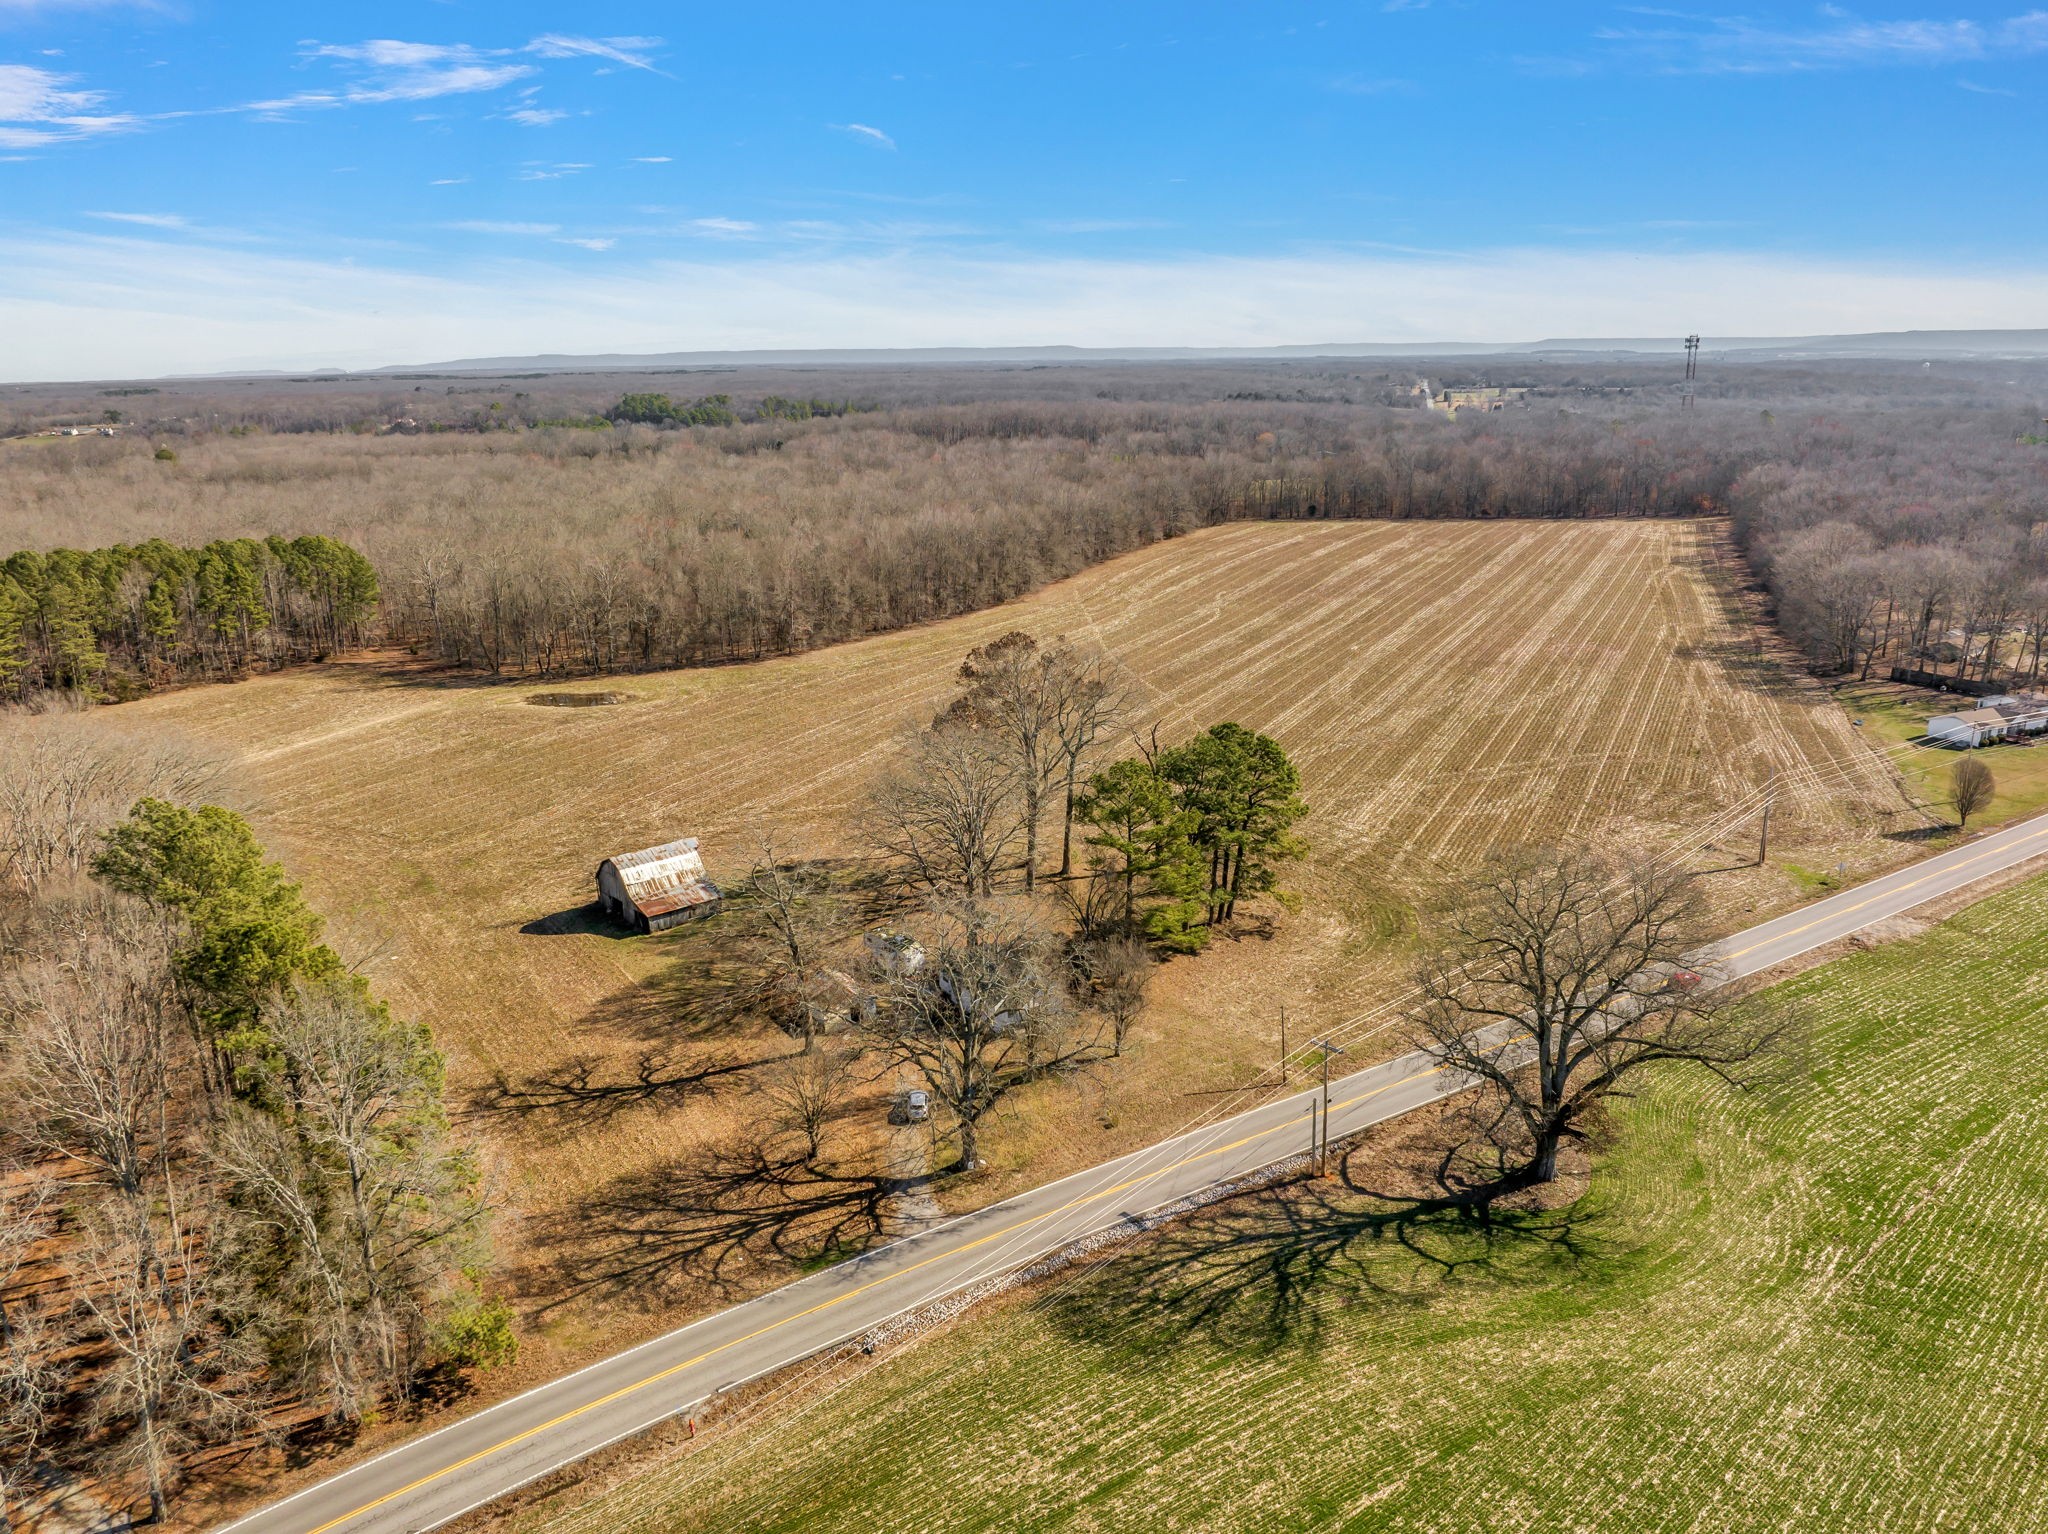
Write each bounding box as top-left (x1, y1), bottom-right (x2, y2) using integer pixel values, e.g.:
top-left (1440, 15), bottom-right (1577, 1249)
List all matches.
top-left (0, 535), bottom-right (379, 700)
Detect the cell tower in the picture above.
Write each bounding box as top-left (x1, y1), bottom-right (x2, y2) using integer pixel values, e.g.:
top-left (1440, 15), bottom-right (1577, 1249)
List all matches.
top-left (1682, 333), bottom-right (1701, 409)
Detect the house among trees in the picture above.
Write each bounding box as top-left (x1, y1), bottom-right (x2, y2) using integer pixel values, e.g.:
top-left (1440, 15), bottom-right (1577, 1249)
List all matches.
top-left (595, 837), bottom-right (723, 932)
top-left (1928, 694), bottom-right (2048, 748)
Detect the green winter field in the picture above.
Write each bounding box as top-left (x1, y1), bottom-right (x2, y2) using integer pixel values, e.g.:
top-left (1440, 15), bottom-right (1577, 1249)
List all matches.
top-left (510, 869), bottom-right (2048, 1534)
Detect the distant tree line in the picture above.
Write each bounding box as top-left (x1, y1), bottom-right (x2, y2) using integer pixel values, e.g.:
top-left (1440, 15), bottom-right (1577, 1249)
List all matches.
top-left (0, 747), bottom-right (502, 1526)
top-left (1729, 417), bottom-right (2048, 682)
top-left (9, 382), bottom-right (2048, 697)
top-left (0, 536), bottom-right (379, 701)
top-left (370, 409), bottom-right (1763, 681)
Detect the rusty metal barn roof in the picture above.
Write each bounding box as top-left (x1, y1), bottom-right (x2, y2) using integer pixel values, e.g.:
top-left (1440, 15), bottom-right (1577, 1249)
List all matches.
top-left (603, 838), bottom-right (721, 919)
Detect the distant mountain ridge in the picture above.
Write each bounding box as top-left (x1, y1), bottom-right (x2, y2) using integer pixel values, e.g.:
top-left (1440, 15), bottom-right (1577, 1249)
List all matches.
top-left (363, 329), bottom-right (2048, 374)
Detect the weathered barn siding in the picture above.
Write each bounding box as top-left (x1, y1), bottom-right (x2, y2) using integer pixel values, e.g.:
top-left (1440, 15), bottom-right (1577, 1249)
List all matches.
top-left (595, 837), bottom-right (723, 933)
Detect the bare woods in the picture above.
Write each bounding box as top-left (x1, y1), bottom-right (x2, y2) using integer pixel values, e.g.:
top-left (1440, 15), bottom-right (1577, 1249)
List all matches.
top-left (4, 401), bottom-right (1742, 688)
top-left (5, 370), bottom-right (2047, 694)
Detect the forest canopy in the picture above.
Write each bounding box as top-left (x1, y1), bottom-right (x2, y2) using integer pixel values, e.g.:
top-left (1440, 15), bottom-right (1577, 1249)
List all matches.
top-left (0, 535), bottom-right (378, 700)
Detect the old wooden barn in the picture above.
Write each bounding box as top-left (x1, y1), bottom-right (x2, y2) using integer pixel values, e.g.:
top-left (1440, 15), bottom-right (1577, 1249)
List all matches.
top-left (595, 837), bottom-right (723, 932)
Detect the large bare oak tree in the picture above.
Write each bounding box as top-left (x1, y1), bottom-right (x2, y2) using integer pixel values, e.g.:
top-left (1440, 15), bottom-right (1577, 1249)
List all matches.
top-left (1409, 847), bottom-right (1801, 1186)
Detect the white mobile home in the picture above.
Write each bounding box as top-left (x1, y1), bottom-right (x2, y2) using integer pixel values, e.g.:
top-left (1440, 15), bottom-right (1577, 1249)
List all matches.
top-left (1927, 708), bottom-right (2011, 749)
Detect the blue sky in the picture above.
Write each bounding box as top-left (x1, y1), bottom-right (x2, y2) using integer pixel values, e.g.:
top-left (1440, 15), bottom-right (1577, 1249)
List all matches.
top-left (2, 1), bottom-right (2045, 378)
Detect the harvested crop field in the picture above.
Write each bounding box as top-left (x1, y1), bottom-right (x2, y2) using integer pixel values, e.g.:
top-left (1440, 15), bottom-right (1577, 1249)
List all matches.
top-left (507, 867), bottom-right (2048, 1534)
top-left (107, 518), bottom-right (1909, 1353)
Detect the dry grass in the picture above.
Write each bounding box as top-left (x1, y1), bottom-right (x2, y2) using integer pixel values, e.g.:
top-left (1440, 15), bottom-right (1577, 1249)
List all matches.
top-left (103, 517), bottom-right (1907, 1370)
top-left (505, 867), bottom-right (2048, 1534)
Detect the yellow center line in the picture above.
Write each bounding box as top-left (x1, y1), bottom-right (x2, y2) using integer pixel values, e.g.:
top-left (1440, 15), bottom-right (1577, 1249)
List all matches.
top-left (1722, 824), bottom-right (2048, 961)
top-left (297, 1060), bottom-right (1452, 1534)
top-left (303, 817), bottom-right (2048, 1534)
top-left (302, 821), bottom-right (2048, 1534)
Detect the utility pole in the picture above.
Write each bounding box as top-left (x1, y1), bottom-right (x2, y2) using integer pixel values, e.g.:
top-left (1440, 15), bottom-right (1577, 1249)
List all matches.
top-left (1279, 1004), bottom-right (1289, 1088)
top-left (1758, 764), bottom-right (1776, 866)
top-left (1308, 1039), bottom-right (1347, 1175)
top-left (1682, 333), bottom-right (1700, 411)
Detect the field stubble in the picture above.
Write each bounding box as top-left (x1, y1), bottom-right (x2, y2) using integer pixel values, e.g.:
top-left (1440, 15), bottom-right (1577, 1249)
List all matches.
top-left (106, 517), bottom-right (1908, 1366)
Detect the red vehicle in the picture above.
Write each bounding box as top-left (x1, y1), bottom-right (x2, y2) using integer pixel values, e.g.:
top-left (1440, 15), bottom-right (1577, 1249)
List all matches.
top-left (1666, 968), bottom-right (1704, 993)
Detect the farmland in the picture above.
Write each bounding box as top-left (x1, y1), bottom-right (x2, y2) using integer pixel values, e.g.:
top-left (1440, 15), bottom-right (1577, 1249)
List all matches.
top-left (104, 517), bottom-right (1908, 1360)
top-left (507, 865), bottom-right (2048, 1534)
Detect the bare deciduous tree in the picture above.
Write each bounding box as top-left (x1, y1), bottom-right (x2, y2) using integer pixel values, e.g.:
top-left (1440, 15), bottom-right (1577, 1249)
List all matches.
top-left (868, 723), bottom-right (1027, 899)
top-left (0, 1182), bottom-right (58, 1534)
top-left (859, 900), bottom-right (1080, 1171)
top-left (1077, 935), bottom-right (1154, 1057)
top-left (0, 707), bottom-right (230, 894)
top-left (1950, 756), bottom-right (1995, 828)
top-left (229, 981), bottom-right (492, 1409)
top-left (937, 633), bottom-right (1065, 891)
top-left (737, 830), bottom-right (842, 1051)
top-left (70, 1199), bottom-right (258, 1525)
top-left (938, 634), bottom-right (1138, 889)
top-left (754, 1046), bottom-right (864, 1165)
top-left (3, 899), bottom-right (187, 1204)
top-left (1047, 643), bottom-right (1139, 878)
top-left (1409, 847), bottom-right (1801, 1186)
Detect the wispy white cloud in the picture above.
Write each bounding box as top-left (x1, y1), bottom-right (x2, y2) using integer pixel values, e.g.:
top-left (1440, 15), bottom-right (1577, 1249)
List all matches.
top-left (1033, 217), bottom-right (1173, 234)
top-left (86, 210), bottom-right (186, 227)
top-left (1587, 8), bottom-right (2048, 73)
top-left (13, 230), bottom-right (2048, 380)
top-left (430, 177), bottom-right (468, 186)
top-left (0, 63), bottom-right (136, 147)
top-left (245, 44), bottom-right (533, 115)
top-left (689, 216), bottom-right (758, 236)
top-left (557, 236), bottom-right (616, 251)
top-left (526, 34), bottom-right (663, 71)
top-left (516, 162), bottom-right (591, 181)
top-left (232, 33), bottom-right (666, 118)
top-left (833, 121), bottom-right (896, 149)
top-left (505, 105), bottom-right (569, 126)
top-left (633, 155), bottom-right (672, 163)
top-left (1959, 77), bottom-right (2019, 94)
top-left (444, 220), bottom-right (560, 235)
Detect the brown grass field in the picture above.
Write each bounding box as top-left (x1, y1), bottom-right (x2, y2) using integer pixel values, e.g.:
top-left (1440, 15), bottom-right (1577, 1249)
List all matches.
top-left (108, 517), bottom-right (1912, 1380)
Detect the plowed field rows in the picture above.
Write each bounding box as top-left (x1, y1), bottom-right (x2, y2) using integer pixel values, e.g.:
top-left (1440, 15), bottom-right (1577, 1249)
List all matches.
top-left (110, 519), bottom-right (1906, 1348)
top-left (513, 869), bottom-right (2048, 1534)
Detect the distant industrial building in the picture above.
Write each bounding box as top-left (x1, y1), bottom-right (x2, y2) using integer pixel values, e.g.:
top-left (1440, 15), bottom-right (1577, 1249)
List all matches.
top-left (1410, 380), bottom-right (1530, 415)
top-left (595, 837), bottom-right (723, 932)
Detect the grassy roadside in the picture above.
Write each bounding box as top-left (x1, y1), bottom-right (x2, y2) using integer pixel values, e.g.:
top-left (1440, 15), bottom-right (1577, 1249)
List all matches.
top-left (510, 868), bottom-right (2048, 1534)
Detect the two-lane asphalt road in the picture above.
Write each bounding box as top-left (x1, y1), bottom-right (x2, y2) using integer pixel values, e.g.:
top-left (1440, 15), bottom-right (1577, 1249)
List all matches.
top-left (216, 806), bottom-right (2048, 1534)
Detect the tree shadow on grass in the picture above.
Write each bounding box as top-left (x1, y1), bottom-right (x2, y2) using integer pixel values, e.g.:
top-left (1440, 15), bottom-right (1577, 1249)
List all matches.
top-left (463, 1045), bottom-right (778, 1132)
top-left (1047, 1150), bottom-right (1622, 1361)
top-left (521, 1135), bottom-right (910, 1312)
top-left (1884, 824), bottom-right (1954, 845)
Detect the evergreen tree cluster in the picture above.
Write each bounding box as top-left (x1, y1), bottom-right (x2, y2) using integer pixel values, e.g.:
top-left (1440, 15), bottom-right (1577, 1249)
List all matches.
top-left (1076, 722), bottom-right (1309, 952)
top-left (606, 391), bottom-right (740, 427)
top-left (0, 535), bottom-right (379, 700)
